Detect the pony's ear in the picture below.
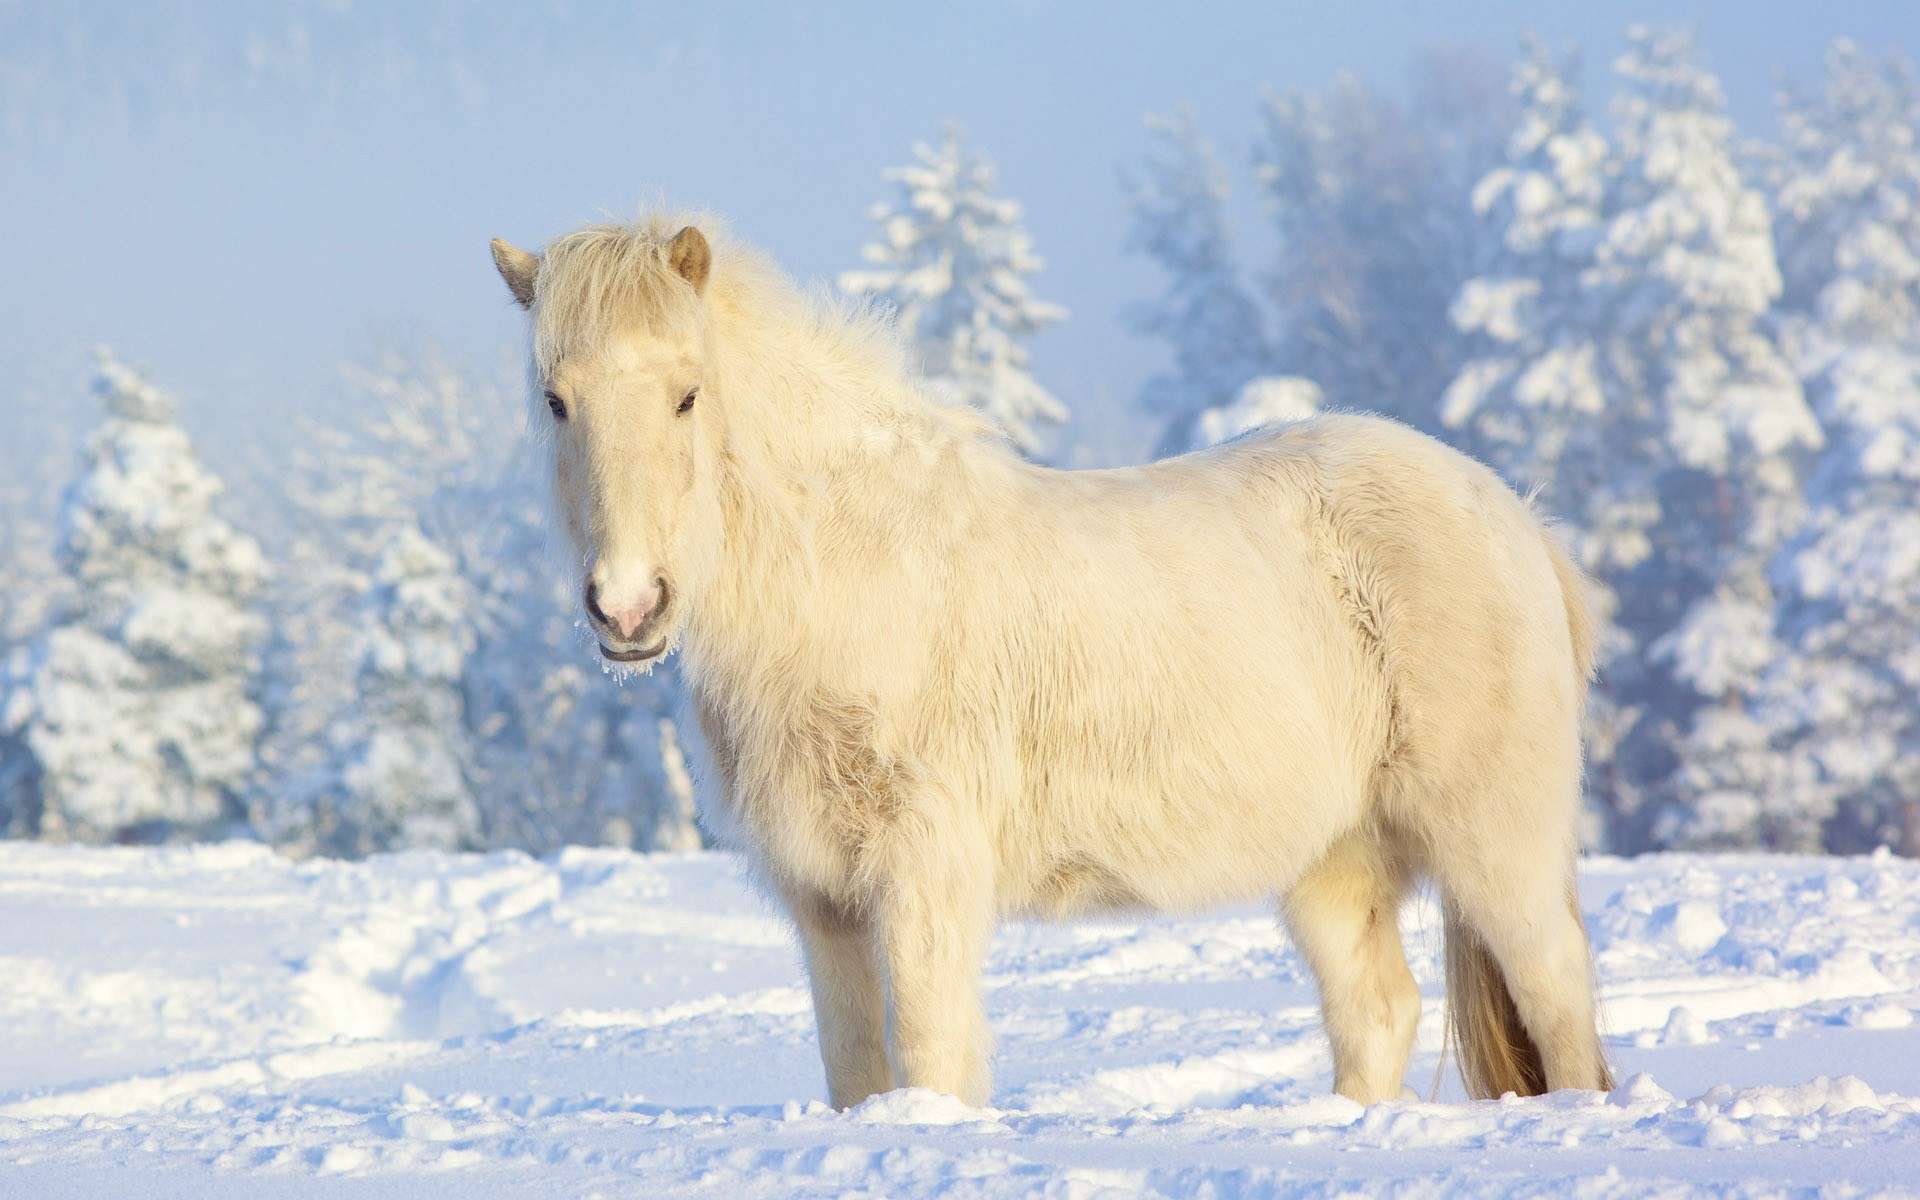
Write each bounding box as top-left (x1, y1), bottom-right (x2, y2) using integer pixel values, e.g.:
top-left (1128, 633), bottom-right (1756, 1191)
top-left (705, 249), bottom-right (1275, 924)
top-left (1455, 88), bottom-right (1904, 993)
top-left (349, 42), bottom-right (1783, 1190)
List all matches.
top-left (666, 226), bottom-right (711, 295)
top-left (490, 238), bottom-right (539, 309)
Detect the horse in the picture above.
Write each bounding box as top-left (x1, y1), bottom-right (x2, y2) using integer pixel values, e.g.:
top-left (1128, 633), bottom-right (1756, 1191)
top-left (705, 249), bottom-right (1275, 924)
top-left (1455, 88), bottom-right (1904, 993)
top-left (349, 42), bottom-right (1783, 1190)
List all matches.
top-left (487, 215), bottom-right (1613, 1108)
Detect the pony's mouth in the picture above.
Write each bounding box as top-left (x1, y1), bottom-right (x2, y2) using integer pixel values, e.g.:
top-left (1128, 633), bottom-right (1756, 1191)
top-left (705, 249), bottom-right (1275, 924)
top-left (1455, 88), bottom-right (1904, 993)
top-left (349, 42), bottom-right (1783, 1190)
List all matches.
top-left (598, 638), bottom-right (668, 663)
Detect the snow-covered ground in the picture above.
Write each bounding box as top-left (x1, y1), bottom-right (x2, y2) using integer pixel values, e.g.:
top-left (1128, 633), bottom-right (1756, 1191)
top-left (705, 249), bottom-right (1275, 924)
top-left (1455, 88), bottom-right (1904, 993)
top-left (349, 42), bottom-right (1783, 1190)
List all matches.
top-left (0, 844), bottom-right (1916, 1196)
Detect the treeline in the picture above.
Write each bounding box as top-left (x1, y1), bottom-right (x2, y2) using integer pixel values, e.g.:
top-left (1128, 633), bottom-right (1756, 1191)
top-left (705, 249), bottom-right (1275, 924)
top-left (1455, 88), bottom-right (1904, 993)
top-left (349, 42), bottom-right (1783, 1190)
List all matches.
top-left (2, 26), bottom-right (1915, 857)
top-left (1124, 30), bottom-right (1920, 854)
top-left (0, 353), bottom-right (698, 855)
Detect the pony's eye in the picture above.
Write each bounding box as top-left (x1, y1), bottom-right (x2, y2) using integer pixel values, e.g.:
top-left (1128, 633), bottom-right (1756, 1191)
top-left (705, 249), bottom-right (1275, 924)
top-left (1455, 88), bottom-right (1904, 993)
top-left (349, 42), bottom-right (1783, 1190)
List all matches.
top-left (677, 386), bottom-right (698, 416)
top-left (545, 390), bottom-right (566, 420)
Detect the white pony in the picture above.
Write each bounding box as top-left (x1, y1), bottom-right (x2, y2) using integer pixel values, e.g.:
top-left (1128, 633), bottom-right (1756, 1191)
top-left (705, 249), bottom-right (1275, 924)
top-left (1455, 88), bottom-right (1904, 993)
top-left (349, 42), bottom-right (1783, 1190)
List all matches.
top-left (489, 216), bottom-right (1613, 1108)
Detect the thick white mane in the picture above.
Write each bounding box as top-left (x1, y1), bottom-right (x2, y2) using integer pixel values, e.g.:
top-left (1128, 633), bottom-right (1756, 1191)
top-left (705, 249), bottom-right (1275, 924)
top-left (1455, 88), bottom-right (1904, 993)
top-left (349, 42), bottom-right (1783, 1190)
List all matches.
top-left (532, 214), bottom-right (1006, 459)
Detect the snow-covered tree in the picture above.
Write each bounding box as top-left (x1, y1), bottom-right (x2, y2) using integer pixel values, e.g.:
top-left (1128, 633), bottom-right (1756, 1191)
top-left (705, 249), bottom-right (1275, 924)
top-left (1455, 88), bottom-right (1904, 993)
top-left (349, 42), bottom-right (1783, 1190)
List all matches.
top-left (1442, 30), bottom-right (1820, 849)
top-left (842, 125), bottom-right (1069, 455)
top-left (1592, 27), bottom-right (1821, 850)
top-left (259, 351), bottom-right (703, 857)
top-left (1253, 50), bottom-right (1513, 432)
top-left (1441, 37), bottom-right (1610, 497)
top-left (1773, 41), bottom-right (1920, 341)
top-left (1182, 376), bottom-right (1323, 451)
top-left (1755, 42), bottom-right (1920, 854)
top-left (0, 455), bottom-right (64, 836)
top-left (250, 354), bottom-right (491, 848)
top-left (0, 351), bottom-right (268, 842)
top-left (0, 460), bottom-right (62, 649)
top-left (1122, 107), bottom-right (1272, 457)
top-left (307, 527), bottom-right (480, 855)
top-left (460, 476), bottom-right (701, 856)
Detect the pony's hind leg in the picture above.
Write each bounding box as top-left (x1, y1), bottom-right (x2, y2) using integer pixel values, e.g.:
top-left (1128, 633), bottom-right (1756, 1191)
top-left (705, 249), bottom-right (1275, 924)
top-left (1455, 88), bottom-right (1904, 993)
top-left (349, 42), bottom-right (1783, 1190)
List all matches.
top-left (1433, 837), bottom-right (1611, 1094)
top-left (1421, 776), bottom-right (1613, 1096)
top-left (1282, 831), bottom-right (1419, 1104)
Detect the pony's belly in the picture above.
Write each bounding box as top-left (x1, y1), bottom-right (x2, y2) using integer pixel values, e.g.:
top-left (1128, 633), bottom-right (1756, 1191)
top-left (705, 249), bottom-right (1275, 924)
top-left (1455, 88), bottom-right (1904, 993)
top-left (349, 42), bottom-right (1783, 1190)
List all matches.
top-left (1002, 769), bottom-right (1365, 918)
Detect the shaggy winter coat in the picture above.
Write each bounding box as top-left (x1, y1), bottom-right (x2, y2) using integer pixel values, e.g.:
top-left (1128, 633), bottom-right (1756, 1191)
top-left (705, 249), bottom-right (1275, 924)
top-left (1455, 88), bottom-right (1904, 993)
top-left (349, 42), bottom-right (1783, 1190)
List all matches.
top-left (489, 217), bottom-right (1613, 1107)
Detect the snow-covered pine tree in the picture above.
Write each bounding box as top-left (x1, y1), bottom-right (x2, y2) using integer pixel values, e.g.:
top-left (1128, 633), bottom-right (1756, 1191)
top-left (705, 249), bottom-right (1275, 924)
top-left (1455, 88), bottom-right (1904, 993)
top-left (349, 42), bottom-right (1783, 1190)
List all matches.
top-left (1439, 40), bottom-right (1644, 848)
top-left (1774, 41), bottom-right (1920, 338)
top-left (842, 125), bottom-right (1069, 456)
top-left (1444, 30), bottom-right (1819, 849)
top-left (252, 354), bottom-right (490, 851)
top-left (1122, 106), bottom-right (1272, 458)
top-left (262, 351), bottom-right (703, 856)
top-left (1758, 41), bottom-right (1920, 853)
top-left (310, 526), bottom-right (481, 856)
top-left (0, 439), bottom-right (64, 836)
top-left (1592, 27), bottom-right (1821, 850)
top-left (1253, 50), bottom-right (1513, 433)
top-left (0, 351), bottom-right (268, 842)
top-left (1441, 37), bottom-right (1610, 498)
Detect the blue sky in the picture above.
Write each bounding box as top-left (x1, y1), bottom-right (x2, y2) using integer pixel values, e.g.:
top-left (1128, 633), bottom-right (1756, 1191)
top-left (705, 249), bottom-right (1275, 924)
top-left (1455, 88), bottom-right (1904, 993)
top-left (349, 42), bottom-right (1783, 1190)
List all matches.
top-left (3, 1), bottom-right (1916, 479)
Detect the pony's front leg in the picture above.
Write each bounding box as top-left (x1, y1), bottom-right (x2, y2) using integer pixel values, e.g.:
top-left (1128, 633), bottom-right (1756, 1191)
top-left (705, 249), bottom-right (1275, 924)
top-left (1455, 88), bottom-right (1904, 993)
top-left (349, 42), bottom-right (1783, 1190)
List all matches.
top-left (877, 855), bottom-right (994, 1105)
top-left (788, 890), bottom-right (892, 1109)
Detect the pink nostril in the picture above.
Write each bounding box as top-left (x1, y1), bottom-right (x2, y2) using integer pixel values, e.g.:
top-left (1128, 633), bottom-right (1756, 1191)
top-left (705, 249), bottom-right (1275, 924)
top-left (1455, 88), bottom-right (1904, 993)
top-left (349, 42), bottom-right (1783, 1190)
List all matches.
top-left (606, 604), bottom-right (647, 640)
top-left (597, 579), bottom-right (664, 641)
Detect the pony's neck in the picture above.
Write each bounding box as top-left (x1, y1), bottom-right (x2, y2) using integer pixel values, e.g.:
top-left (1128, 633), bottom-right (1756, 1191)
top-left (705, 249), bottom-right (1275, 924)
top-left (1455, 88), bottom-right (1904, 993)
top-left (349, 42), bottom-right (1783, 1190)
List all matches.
top-left (684, 289), bottom-right (976, 698)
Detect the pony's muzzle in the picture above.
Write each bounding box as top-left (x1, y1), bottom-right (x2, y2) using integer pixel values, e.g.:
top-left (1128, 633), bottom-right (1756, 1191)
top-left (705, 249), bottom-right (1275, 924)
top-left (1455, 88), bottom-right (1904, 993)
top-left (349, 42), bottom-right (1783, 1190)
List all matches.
top-left (585, 574), bottom-right (670, 644)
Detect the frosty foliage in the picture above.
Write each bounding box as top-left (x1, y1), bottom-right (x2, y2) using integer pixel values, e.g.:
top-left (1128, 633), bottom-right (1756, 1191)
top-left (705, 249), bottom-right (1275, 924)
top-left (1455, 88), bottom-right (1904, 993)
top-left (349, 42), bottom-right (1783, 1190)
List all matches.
top-left (1437, 29), bottom-right (1821, 850)
top-left (259, 353), bottom-right (701, 858)
top-left (1184, 377), bottom-right (1324, 451)
top-left (4, 27), bottom-right (1919, 860)
top-left (843, 126), bottom-right (1069, 456)
top-left (0, 351), bottom-right (268, 842)
top-left (1757, 42), bottom-right (1920, 854)
top-left (1130, 27), bottom-right (1911, 853)
top-left (1593, 29), bottom-right (1817, 850)
top-left (0, 349), bottom-right (703, 861)
top-left (1624, 35), bottom-right (1804, 843)
top-left (298, 528), bottom-right (479, 855)
top-left (1598, 27), bottom-right (1816, 485)
top-left (1441, 38), bottom-right (1609, 501)
top-left (1122, 107), bottom-right (1272, 457)
top-left (1253, 50), bottom-right (1513, 433)
top-left (1774, 41), bottom-right (1920, 342)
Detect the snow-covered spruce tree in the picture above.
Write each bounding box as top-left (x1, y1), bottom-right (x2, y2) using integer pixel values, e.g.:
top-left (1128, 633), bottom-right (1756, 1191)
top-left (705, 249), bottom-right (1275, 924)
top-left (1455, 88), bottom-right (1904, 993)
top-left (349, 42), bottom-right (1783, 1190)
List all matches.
top-left (1441, 37), bottom-right (1610, 497)
top-left (1446, 30), bottom-right (1819, 849)
top-left (1253, 50), bottom-right (1514, 433)
top-left (1590, 27), bottom-right (1821, 851)
top-left (1756, 41), bottom-right (1920, 853)
top-left (252, 355), bottom-right (488, 852)
top-left (842, 125), bottom-right (1069, 456)
top-left (309, 526), bottom-right (481, 856)
top-left (1438, 40), bottom-right (1634, 846)
top-left (0, 351), bottom-right (267, 842)
top-left (262, 351), bottom-right (702, 856)
top-left (1122, 106), bottom-right (1272, 458)
top-left (0, 408), bottom-right (75, 835)
top-left (1774, 41), bottom-right (1920, 337)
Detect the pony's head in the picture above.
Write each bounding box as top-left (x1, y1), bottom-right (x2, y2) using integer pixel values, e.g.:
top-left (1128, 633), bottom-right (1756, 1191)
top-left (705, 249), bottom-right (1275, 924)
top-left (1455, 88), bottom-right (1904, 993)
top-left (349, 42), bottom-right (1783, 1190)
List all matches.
top-left (490, 219), bottom-right (724, 666)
